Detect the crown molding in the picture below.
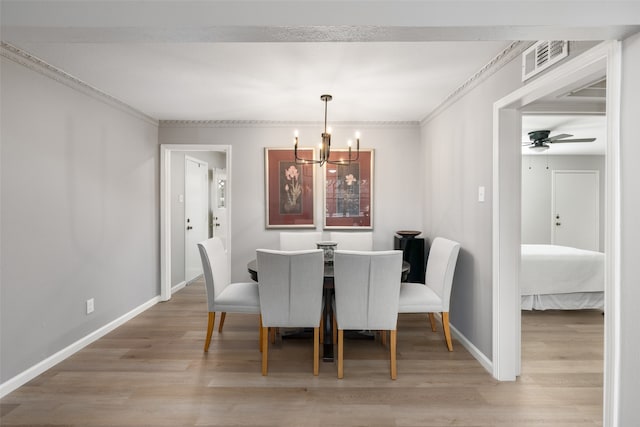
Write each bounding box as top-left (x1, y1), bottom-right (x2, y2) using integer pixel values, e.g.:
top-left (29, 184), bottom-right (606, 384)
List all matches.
top-left (0, 42), bottom-right (158, 126)
top-left (159, 120), bottom-right (420, 128)
top-left (420, 41), bottom-right (533, 125)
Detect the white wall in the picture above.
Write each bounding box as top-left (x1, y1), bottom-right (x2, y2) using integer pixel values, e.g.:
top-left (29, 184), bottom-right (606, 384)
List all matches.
top-left (420, 58), bottom-right (524, 358)
top-left (0, 56), bottom-right (160, 382)
top-left (619, 31), bottom-right (640, 427)
top-left (159, 124), bottom-right (423, 282)
top-left (521, 155), bottom-right (605, 251)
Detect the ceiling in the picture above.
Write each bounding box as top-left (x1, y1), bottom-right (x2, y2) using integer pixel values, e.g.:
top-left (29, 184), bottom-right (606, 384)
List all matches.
top-left (2, 1), bottom-right (637, 125)
top-left (10, 41), bottom-right (511, 122)
top-left (521, 77), bottom-right (607, 155)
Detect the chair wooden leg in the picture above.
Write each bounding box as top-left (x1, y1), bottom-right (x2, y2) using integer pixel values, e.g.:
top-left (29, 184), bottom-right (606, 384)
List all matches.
top-left (442, 312), bottom-right (453, 351)
top-left (218, 312), bottom-right (226, 332)
top-left (319, 315), bottom-right (324, 344)
top-left (270, 327), bottom-right (276, 344)
top-left (337, 329), bottom-right (344, 379)
top-left (390, 330), bottom-right (397, 380)
top-left (380, 330), bottom-right (387, 347)
top-left (261, 327), bottom-right (269, 375)
top-left (332, 316), bottom-right (337, 344)
top-left (313, 327), bottom-right (320, 376)
top-left (204, 312), bottom-right (215, 352)
top-left (428, 313), bottom-right (437, 332)
top-left (259, 316), bottom-right (263, 352)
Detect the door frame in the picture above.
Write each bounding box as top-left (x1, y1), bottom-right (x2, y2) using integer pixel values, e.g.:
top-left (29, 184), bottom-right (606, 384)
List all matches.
top-left (160, 144), bottom-right (232, 301)
top-left (492, 40), bottom-right (620, 425)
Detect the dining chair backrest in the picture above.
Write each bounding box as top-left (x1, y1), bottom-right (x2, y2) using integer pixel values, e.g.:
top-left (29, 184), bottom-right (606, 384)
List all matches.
top-left (256, 249), bottom-right (324, 328)
top-left (333, 250), bottom-right (403, 331)
top-left (279, 231), bottom-right (323, 251)
top-left (424, 237), bottom-right (461, 310)
top-left (329, 231), bottom-right (373, 251)
top-left (197, 237), bottom-right (231, 308)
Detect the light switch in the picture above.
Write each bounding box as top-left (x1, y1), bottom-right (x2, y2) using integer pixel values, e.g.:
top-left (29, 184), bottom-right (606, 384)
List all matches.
top-left (179, 194), bottom-right (184, 203)
top-left (478, 186), bottom-right (485, 202)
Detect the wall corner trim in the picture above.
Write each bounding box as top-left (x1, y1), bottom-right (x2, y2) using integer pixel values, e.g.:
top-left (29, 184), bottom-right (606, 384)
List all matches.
top-left (0, 41), bottom-right (159, 126)
top-left (421, 41), bottom-right (533, 125)
top-left (0, 295), bottom-right (161, 399)
top-left (159, 119), bottom-right (420, 128)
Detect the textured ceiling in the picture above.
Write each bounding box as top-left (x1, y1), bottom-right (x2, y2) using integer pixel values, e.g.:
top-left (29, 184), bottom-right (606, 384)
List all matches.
top-left (3, 1), bottom-right (637, 123)
top-left (14, 41), bottom-right (510, 122)
top-left (2, 0), bottom-right (631, 155)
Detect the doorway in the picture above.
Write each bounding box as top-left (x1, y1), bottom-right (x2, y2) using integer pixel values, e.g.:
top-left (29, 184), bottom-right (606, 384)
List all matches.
top-left (185, 156), bottom-right (209, 283)
top-left (211, 168), bottom-right (228, 248)
top-left (160, 144), bottom-right (232, 301)
top-left (493, 41), bottom-right (620, 424)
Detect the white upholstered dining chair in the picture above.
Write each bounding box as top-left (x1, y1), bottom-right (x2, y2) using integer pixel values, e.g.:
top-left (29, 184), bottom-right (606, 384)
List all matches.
top-left (197, 237), bottom-right (261, 352)
top-left (398, 237), bottom-right (460, 351)
top-left (279, 231), bottom-right (323, 251)
top-left (333, 250), bottom-right (403, 379)
top-left (329, 231), bottom-right (373, 251)
top-left (256, 248), bottom-right (324, 376)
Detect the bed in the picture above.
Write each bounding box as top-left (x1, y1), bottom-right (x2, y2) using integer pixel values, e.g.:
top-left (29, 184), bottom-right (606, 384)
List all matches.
top-left (520, 244), bottom-right (604, 310)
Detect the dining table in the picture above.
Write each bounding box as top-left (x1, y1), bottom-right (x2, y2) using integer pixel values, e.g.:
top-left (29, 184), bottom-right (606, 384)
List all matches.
top-left (247, 259), bottom-right (410, 362)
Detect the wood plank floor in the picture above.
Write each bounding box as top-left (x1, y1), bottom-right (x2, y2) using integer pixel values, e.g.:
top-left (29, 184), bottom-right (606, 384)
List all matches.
top-left (1, 280), bottom-right (603, 426)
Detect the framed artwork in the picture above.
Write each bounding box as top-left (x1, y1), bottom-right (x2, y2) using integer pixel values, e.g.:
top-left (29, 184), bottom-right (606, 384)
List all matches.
top-left (323, 149), bottom-right (374, 229)
top-left (264, 148), bottom-right (315, 228)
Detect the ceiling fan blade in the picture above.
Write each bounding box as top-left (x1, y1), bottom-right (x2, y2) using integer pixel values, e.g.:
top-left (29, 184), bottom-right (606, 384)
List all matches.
top-left (548, 133), bottom-right (573, 141)
top-left (551, 138), bottom-right (596, 143)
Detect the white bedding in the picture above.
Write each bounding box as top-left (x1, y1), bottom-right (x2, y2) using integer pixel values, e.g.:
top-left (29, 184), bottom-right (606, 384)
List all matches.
top-left (520, 244), bottom-right (604, 296)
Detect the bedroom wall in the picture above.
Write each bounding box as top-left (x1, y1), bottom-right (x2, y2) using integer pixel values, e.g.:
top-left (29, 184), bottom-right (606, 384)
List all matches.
top-left (420, 57), bottom-right (524, 358)
top-left (0, 55), bottom-right (159, 383)
top-left (521, 154), bottom-right (605, 251)
top-left (158, 123), bottom-right (423, 283)
top-left (619, 30), bottom-right (640, 427)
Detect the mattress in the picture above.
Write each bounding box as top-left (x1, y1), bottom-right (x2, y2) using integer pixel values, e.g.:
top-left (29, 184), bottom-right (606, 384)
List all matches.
top-left (521, 292), bottom-right (604, 310)
top-left (520, 244), bottom-right (604, 296)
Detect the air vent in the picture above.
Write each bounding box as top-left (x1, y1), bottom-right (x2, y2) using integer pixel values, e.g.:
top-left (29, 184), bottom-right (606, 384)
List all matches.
top-left (522, 41), bottom-right (569, 81)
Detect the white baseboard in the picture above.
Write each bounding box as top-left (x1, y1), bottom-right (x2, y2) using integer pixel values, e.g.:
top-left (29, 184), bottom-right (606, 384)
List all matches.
top-left (449, 321), bottom-right (494, 375)
top-left (171, 280), bottom-right (187, 293)
top-left (0, 295), bottom-right (161, 398)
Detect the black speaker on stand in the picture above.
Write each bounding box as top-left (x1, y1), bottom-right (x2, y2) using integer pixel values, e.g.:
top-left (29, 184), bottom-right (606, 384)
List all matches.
top-left (394, 231), bottom-right (426, 283)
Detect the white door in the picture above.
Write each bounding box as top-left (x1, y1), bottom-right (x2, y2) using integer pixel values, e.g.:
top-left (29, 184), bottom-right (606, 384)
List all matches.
top-left (552, 170), bottom-right (599, 251)
top-left (211, 168), bottom-right (228, 248)
top-left (185, 156), bottom-right (209, 282)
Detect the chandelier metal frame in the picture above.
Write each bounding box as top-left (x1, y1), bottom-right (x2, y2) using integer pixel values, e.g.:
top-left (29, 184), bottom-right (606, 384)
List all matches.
top-left (293, 94), bottom-right (360, 166)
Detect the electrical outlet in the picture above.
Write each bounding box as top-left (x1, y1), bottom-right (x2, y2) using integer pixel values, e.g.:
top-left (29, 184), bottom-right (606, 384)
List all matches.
top-left (478, 186), bottom-right (486, 202)
top-left (86, 298), bottom-right (95, 314)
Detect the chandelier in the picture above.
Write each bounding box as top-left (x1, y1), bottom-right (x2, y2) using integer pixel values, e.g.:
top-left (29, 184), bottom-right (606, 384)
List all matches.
top-left (293, 94), bottom-right (360, 166)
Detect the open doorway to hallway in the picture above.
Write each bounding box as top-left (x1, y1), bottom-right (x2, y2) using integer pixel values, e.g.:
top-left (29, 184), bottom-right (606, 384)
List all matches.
top-left (160, 144), bottom-right (232, 301)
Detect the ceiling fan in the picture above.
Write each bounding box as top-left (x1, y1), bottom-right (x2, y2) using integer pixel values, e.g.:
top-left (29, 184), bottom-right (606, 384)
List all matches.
top-left (522, 130), bottom-right (596, 152)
